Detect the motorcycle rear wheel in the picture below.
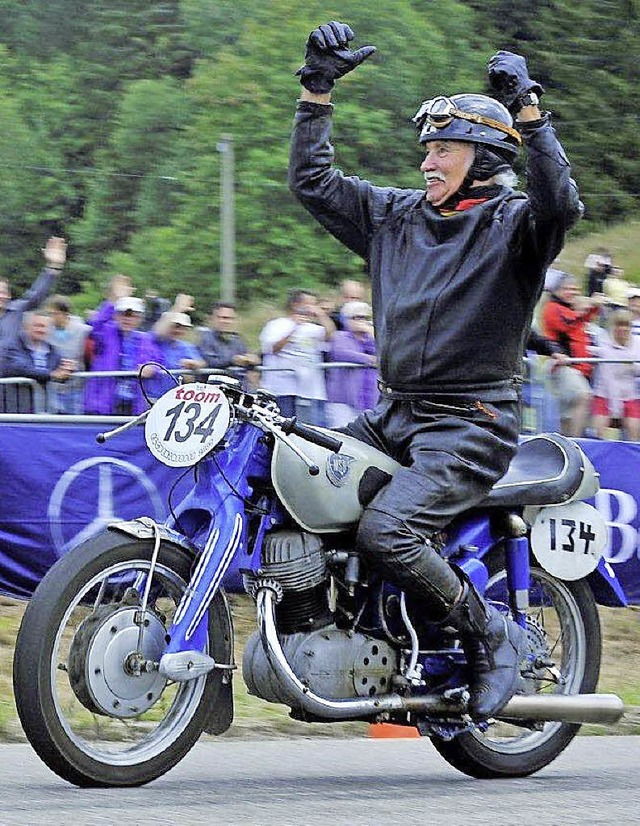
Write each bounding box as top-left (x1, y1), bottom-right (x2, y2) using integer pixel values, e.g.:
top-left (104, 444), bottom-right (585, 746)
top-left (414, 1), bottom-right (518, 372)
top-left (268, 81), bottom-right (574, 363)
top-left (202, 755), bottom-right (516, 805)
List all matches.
top-left (13, 530), bottom-right (232, 787)
top-left (431, 549), bottom-right (601, 778)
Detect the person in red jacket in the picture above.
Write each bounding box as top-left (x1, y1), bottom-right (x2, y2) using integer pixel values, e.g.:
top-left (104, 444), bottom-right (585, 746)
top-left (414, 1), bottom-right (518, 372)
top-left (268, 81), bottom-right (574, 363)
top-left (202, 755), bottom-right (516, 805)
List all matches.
top-left (542, 273), bottom-right (602, 436)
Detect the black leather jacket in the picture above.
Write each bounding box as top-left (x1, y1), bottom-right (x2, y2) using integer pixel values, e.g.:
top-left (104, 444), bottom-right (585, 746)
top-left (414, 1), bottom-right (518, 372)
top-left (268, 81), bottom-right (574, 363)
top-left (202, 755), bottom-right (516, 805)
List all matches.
top-left (289, 102), bottom-right (581, 400)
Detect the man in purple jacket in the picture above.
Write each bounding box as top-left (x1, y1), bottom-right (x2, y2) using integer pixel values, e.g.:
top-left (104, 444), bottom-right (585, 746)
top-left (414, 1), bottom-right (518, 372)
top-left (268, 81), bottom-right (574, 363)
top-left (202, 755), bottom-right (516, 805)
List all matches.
top-left (326, 300), bottom-right (377, 427)
top-left (84, 275), bottom-right (160, 416)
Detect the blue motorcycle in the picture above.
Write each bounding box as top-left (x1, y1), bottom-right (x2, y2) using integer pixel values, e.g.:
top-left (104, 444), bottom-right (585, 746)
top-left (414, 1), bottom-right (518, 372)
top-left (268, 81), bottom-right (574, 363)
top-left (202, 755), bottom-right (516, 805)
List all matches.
top-left (13, 376), bottom-right (626, 787)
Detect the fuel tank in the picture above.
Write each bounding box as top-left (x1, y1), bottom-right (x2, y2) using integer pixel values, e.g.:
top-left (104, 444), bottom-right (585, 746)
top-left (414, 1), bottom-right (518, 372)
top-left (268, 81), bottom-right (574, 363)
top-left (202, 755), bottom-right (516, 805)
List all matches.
top-left (271, 429), bottom-right (400, 533)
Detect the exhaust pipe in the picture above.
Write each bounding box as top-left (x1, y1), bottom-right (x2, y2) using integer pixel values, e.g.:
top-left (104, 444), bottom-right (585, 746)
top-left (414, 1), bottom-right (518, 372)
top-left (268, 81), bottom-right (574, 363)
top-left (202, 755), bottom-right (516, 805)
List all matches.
top-left (256, 587), bottom-right (625, 725)
top-left (402, 692), bottom-right (625, 724)
top-left (497, 692), bottom-right (624, 725)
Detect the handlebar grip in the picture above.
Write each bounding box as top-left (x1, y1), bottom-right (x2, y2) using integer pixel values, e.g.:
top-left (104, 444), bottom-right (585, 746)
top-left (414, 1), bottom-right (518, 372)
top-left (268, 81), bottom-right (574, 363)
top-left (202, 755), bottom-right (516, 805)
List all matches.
top-left (290, 421), bottom-right (343, 453)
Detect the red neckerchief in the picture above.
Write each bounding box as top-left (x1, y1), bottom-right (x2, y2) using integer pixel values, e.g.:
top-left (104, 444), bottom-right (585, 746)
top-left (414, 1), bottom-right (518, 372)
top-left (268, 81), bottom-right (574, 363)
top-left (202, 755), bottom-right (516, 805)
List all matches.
top-left (436, 196), bottom-right (489, 217)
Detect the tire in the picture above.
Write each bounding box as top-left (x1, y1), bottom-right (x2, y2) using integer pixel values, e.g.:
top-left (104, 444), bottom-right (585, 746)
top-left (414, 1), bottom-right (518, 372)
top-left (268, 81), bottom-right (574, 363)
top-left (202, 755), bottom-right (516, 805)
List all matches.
top-left (431, 548), bottom-right (601, 779)
top-left (13, 530), bottom-right (233, 787)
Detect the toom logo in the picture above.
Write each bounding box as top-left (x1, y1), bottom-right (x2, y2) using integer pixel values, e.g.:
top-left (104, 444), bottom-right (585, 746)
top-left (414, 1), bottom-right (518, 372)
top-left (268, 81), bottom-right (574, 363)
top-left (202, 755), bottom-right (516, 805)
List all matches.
top-left (174, 387), bottom-right (220, 403)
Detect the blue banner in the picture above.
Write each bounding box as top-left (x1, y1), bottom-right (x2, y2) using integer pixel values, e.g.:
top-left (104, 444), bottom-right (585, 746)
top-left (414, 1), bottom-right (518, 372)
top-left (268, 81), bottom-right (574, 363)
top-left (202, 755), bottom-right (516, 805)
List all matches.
top-left (0, 421), bottom-right (194, 599)
top-left (578, 439), bottom-right (640, 605)
top-left (0, 422), bottom-right (639, 603)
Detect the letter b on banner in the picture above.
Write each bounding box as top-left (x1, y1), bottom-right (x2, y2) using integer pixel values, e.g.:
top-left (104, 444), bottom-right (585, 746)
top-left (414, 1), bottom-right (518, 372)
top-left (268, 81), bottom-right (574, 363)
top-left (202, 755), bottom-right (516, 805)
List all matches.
top-left (595, 488), bottom-right (640, 564)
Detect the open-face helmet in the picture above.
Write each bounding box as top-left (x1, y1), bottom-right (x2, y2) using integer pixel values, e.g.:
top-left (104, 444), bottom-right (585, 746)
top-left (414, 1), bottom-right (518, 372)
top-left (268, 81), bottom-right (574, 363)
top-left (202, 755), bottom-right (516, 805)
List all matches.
top-left (412, 93), bottom-right (521, 158)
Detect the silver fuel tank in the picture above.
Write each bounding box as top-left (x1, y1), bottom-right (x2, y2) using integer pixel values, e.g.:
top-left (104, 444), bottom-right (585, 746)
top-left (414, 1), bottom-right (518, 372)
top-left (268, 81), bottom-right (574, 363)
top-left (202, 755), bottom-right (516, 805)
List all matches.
top-left (271, 429), bottom-right (400, 533)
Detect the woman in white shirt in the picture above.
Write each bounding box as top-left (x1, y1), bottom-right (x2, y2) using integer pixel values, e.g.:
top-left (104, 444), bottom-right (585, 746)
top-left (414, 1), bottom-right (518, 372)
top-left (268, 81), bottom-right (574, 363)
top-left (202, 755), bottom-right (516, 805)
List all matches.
top-left (591, 309), bottom-right (640, 440)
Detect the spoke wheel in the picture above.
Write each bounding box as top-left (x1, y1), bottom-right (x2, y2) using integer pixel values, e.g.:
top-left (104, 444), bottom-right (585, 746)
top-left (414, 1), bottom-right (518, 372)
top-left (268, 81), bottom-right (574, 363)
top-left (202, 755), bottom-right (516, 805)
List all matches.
top-left (14, 531), bottom-right (232, 787)
top-left (431, 548), bottom-right (601, 778)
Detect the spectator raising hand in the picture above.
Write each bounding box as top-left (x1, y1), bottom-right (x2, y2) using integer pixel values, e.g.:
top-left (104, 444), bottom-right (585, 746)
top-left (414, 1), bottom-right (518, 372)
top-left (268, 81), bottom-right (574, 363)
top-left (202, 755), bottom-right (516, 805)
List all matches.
top-left (0, 236), bottom-right (67, 386)
top-left (150, 295), bottom-right (205, 398)
top-left (84, 276), bottom-right (159, 416)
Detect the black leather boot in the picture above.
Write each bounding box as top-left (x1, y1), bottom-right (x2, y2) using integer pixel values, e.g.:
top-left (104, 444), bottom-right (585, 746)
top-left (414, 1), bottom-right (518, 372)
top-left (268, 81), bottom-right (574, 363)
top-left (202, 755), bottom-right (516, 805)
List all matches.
top-left (446, 577), bottom-right (528, 720)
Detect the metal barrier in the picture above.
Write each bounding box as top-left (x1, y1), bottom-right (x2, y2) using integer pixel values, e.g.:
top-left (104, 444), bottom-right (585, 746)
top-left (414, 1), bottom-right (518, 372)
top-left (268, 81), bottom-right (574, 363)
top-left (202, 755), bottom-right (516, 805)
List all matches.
top-left (1, 356), bottom-right (639, 439)
top-left (0, 376), bottom-right (41, 414)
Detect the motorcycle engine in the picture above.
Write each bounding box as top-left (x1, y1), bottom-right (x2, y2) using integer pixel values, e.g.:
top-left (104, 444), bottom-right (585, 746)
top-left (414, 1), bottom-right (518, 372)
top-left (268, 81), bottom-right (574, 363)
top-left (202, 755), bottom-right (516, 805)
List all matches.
top-left (259, 529), bottom-right (332, 634)
top-left (242, 529), bottom-right (397, 704)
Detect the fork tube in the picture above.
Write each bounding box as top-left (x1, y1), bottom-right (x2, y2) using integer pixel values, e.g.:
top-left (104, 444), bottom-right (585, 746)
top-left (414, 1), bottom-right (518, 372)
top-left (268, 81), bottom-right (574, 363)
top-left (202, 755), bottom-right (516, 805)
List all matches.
top-left (505, 536), bottom-right (530, 626)
top-left (164, 503), bottom-right (245, 654)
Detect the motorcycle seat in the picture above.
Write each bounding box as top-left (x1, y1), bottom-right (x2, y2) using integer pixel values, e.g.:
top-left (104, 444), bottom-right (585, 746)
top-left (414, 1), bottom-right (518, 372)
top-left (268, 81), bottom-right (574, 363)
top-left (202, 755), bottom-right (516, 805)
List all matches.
top-left (484, 433), bottom-right (596, 508)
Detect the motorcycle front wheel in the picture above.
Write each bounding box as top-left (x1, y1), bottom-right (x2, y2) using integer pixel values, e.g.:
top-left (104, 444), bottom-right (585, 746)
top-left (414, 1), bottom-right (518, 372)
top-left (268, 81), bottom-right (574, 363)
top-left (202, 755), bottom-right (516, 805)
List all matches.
top-left (431, 548), bottom-right (601, 778)
top-left (13, 530), bottom-right (232, 787)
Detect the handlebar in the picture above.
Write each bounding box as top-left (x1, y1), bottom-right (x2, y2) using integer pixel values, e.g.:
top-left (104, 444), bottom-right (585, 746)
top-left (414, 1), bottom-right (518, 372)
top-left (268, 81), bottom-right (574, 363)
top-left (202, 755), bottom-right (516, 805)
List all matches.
top-left (96, 409), bottom-right (149, 443)
top-left (282, 418), bottom-right (343, 454)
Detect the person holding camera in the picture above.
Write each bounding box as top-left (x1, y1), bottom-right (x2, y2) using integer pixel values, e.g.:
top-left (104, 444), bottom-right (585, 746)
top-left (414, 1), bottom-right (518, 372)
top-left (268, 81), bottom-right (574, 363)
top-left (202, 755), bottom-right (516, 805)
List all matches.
top-left (585, 248), bottom-right (613, 297)
top-left (259, 289), bottom-right (335, 423)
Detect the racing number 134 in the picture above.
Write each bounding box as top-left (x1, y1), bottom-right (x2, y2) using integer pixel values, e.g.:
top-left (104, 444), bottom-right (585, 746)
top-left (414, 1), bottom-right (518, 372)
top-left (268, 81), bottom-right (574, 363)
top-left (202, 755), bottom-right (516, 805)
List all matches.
top-left (163, 401), bottom-right (221, 444)
top-left (548, 517), bottom-right (596, 555)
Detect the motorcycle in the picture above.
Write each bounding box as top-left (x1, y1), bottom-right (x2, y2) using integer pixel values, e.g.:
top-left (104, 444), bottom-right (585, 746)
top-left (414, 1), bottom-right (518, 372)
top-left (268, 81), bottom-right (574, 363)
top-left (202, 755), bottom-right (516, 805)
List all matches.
top-left (13, 375), bottom-right (626, 787)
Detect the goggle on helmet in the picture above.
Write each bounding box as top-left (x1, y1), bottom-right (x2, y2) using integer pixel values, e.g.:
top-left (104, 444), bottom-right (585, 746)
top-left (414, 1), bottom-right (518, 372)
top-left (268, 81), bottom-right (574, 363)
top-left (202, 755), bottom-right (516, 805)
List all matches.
top-left (412, 94), bottom-right (522, 158)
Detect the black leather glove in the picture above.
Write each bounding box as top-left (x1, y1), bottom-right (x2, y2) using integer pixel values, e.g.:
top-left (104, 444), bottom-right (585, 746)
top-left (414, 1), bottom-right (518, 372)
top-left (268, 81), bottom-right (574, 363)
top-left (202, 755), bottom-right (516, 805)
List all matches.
top-left (487, 50), bottom-right (544, 114)
top-left (296, 21), bottom-right (376, 94)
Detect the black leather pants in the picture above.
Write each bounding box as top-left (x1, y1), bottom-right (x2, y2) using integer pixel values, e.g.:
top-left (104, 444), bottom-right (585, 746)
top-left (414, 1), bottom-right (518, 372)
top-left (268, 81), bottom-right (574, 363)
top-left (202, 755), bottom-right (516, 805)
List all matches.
top-left (345, 395), bottom-right (519, 620)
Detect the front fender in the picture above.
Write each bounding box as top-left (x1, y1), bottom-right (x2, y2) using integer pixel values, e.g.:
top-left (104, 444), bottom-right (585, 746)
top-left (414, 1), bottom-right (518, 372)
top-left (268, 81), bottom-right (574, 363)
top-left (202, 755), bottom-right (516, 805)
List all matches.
top-left (108, 517), bottom-right (235, 735)
top-left (587, 556), bottom-right (628, 607)
top-left (108, 516), bottom-right (198, 554)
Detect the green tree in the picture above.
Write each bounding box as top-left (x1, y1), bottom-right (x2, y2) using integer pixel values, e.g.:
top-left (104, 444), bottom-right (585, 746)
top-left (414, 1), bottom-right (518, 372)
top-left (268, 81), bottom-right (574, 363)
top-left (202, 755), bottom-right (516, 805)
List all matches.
top-left (0, 51), bottom-right (72, 287)
top-left (463, 0), bottom-right (640, 224)
top-left (0, 0), bottom-right (637, 305)
top-left (73, 77), bottom-right (193, 273)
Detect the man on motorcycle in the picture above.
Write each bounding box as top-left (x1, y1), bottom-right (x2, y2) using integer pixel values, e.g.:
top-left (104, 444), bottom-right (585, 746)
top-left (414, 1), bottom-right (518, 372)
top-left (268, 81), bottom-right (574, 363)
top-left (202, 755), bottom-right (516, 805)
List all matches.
top-left (289, 21), bottom-right (582, 720)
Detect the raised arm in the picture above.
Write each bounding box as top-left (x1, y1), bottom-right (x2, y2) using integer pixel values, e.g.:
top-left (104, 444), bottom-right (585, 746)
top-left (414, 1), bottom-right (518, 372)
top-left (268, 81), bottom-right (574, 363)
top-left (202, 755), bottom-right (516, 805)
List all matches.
top-left (289, 22), bottom-right (380, 258)
top-left (12, 237), bottom-right (67, 314)
top-left (488, 51), bottom-right (582, 262)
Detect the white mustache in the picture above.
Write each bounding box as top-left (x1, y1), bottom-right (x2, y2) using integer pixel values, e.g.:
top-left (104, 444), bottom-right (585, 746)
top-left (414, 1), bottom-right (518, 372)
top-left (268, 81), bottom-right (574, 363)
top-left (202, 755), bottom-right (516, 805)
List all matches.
top-left (425, 172), bottom-right (446, 184)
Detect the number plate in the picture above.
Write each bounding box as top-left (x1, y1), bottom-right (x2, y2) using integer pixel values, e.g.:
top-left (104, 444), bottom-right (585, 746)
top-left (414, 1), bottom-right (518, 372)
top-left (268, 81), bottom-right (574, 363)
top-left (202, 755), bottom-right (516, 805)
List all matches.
top-left (530, 501), bottom-right (608, 580)
top-left (144, 383), bottom-right (231, 467)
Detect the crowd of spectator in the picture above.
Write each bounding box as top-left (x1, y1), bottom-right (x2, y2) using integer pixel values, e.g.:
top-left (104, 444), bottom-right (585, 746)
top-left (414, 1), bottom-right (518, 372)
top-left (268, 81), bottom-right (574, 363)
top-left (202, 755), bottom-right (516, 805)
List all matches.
top-left (1, 240), bottom-right (639, 442)
top-left (531, 248), bottom-right (640, 440)
top-left (0, 257), bottom-right (380, 427)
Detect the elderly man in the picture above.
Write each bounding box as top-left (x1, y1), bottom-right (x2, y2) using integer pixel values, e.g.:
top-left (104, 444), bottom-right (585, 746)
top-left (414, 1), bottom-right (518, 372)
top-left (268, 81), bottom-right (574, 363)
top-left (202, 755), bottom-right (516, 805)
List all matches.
top-left (0, 237), bottom-right (66, 378)
top-left (289, 22), bottom-right (582, 719)
top-left (4, 310), bottom-right (75, 412)
top-left (151, 306), bottom-right (206, 398)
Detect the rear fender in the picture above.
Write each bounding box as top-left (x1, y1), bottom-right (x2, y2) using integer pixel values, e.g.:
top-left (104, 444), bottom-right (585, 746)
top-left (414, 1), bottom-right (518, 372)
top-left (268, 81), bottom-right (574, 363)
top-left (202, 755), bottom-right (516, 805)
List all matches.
top-left (587, 557), bottom-right (628, 607)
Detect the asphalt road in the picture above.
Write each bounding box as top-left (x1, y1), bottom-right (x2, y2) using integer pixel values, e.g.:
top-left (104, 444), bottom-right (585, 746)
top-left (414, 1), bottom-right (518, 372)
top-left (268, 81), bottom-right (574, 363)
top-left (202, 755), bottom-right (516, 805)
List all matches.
top-left (2, 736), bottom-right (639, 825)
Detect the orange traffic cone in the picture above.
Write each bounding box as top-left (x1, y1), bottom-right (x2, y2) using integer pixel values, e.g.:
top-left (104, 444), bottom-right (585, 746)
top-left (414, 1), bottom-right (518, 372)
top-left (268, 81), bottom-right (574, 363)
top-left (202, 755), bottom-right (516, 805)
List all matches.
top-left (368, 722), bottom-right (420, 739)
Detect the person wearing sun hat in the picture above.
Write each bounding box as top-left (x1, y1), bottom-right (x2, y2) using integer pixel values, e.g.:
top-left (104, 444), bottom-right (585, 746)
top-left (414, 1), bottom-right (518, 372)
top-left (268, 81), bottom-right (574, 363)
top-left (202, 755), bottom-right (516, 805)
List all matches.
top-left (149, 298), bottom-right (206, 398)
top-left (84, 274), bottom-right (160, 415)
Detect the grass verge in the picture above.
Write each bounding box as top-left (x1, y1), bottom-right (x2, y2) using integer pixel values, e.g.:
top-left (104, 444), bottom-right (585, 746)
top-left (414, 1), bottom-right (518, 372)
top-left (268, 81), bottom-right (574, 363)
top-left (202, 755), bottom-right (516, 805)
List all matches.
top-left (1, 594), bottom-right (637, 742)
